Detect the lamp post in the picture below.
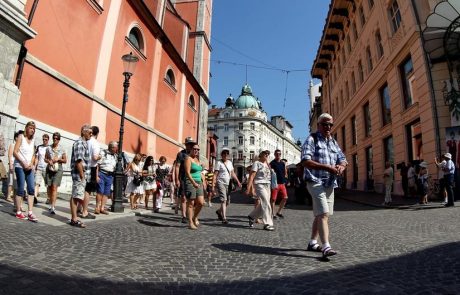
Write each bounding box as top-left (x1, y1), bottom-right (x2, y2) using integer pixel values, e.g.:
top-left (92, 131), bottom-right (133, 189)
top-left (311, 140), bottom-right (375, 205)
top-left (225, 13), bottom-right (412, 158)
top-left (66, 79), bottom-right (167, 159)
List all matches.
top-left (111, 52), bottom-right (139, 213)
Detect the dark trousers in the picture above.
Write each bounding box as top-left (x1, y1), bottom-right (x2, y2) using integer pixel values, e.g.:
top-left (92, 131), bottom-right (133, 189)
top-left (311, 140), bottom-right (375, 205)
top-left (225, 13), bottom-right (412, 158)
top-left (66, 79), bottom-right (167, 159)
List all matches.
top-left (445, 174), bottom-right (455, 206)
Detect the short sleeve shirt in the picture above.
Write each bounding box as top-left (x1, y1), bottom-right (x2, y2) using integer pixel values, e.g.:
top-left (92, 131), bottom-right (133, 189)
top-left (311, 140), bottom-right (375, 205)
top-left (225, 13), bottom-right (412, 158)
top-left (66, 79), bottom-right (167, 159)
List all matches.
top-left (251, 161), bottom-right (271, 184)
top-left (175, 149), bottom-right (188, 181)
top-left (46, 145), bottom-right (66, 171)
top-left (301, 131), bottom-right (347, 188)
top-left (270, 160), bottom-right (287, 184)
top-left (87, 137), bottom-right (101, 167)
top-left (214, 160), bottom-right (233, 185)
top-left (35, 145), bottom-right (48, 170)
top-left (71, 137), bottom-right (89, 181)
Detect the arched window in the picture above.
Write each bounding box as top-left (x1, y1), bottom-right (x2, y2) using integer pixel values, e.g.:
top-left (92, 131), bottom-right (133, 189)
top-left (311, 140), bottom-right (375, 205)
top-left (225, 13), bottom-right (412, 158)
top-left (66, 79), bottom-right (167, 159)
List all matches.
top-left (165, 69), bottom-right (175, 87)
top-left (188, 95), bottom-right (196, 109)
top-left (128, 27), bottom-right (144, 53)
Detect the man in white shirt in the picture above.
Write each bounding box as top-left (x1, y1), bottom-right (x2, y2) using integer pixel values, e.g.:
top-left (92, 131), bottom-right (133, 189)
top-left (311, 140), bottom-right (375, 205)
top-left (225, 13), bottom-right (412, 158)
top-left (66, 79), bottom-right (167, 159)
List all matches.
top-left (81, 126), bottom-right (101, 219)
top-left (34, 134), bottom-right (49, 203)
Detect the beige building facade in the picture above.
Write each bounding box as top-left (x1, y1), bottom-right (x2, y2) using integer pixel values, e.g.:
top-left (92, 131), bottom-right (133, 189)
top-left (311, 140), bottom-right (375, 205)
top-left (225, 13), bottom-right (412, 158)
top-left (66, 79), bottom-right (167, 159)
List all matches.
top-left (311, 0), bottom-right (459, 195)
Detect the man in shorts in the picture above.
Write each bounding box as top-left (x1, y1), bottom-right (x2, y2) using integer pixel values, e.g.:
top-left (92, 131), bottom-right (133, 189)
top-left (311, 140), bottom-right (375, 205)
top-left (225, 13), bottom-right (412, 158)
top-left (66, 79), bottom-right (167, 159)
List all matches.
top-left (302, 113), bottom-right (347, 259)
top-left (34, 134), bottom-right (49, 203)
top-left (174, 137), bottom-right (196, 223)
top-left (82, 126), bottom-right (100, 219)
top-left (270, 149), bottom-right (288, 219)
top-left (69, 124), bottom-right (92, 228)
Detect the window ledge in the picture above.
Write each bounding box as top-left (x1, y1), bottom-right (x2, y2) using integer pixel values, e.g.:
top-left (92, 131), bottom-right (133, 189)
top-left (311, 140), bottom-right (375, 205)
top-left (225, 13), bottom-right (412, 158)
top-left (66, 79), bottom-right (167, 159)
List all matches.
top-left (87, 0), bottom-right (104, 14)
top-left (164, 78), bottom-right (177, 92)
top-left (125, 37), bottom-right (147, 61)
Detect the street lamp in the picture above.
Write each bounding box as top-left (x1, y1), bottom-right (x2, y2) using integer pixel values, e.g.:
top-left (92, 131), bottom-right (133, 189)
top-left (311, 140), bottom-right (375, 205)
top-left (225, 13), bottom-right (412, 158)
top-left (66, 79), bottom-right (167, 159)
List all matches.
top-left (111, 52), bottom-right (139, 213)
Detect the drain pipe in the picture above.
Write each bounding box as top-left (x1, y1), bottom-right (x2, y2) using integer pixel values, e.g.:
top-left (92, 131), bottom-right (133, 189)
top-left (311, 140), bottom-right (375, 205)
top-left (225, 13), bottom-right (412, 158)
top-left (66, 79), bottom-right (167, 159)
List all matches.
top-left (410, 0), bottom-right (442, 157)
top-left (15, 0), bottom-right (40, 88)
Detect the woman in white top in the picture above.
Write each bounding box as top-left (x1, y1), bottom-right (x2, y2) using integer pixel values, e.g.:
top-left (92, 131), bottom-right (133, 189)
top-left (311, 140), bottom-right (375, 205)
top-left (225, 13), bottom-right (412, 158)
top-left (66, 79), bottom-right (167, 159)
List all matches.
top-left (154, 156), bottom-right (171, 213)
top-left (125, 154), bottom-right (144, 210)
top-left (142, 156), bottom-right (157, 210)
top-left (13, 121), bottom-right (37, 222)
top-left (213, 148), bottom-right (241, 224)
top-left (245, 149), bottom-right (274, 231)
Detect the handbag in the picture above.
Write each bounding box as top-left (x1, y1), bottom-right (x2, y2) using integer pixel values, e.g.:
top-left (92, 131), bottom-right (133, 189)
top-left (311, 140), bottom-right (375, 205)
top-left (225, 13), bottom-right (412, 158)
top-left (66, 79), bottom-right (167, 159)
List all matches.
top-left (270, 169), bottom-right (278, 189)
top-left (222, 161), bottom-right (236, 193)
top-left (133, 174), bottom-right (143, 186)
top-left (47, 162), bottom-right (59, 173)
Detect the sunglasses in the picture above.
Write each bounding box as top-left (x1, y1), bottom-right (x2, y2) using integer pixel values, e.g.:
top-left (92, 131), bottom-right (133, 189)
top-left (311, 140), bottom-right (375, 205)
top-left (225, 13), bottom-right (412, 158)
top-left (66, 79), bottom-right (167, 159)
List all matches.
top-left (193, 148), bottom-right (200, 151)
top-left (320, 122), bottom-right (334, 127)
top-left (53, 137), bottom-right (60, 140)
top-left (43, 138), bottom-right (49, 140)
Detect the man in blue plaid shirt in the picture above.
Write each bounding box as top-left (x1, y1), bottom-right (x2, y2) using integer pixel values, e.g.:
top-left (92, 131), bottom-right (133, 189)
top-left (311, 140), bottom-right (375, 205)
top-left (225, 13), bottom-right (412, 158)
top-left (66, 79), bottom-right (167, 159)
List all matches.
top-left (69, 124), bottom-right (92, 228)
top-left (301, 113), bottom-right (347, 259)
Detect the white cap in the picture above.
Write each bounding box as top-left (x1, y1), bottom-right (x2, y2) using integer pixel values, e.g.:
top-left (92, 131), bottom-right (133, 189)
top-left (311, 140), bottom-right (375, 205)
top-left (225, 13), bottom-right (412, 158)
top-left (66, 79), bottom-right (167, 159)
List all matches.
top-left (444, 153), bottom-right (452, 159)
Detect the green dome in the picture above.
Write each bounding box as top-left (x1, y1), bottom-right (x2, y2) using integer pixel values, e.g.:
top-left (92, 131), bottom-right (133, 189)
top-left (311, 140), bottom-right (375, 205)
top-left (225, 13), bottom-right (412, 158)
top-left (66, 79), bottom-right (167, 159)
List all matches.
top-left (234, 84), bottom-right (259, 109)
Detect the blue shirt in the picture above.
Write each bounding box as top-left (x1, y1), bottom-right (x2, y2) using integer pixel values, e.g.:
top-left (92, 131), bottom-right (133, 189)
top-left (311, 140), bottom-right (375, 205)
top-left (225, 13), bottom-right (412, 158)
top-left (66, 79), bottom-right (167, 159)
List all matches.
top-left (443, 159), bottom-right (455, 175)
top-left (301, 131), bottom-right (347, 188)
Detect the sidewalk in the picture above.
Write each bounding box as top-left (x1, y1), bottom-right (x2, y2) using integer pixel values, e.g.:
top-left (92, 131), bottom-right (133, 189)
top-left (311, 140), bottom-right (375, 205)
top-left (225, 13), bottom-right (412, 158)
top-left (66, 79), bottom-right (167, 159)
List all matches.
top-left (336, 189), bottom-right (448, 210)
top-left (0, 193), bottom-right (175, 226)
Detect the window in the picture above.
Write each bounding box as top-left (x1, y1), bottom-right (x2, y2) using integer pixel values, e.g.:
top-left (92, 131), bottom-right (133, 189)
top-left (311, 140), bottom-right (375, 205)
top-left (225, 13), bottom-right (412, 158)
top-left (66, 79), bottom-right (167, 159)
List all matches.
top-left (128, 27), bottom-right (144, 53)
top-left (346, 35), bottom-right (352, 54)
top-left (358, 5), bottom-right (366, 28)
top-left (389, 0), bottom-right (402, 32)
top-left (351, 116), bottom-right (357, 145)
top-left (238, 151), bottom-right (243, 160)
top-left (224, 113), bottom-right (229, 118)
top-left (383, 136), bottom-right (394, 164)
top-left (380, 83), bottom-right (392, 126)
top-left (351, 72), bottom-right (356, 94)
top-left (165, 69), bottom-right (175, 87)
top-left (351, 22), bottom-right (358, 42)
top-left (223, 137), bottom-right (228, 146)
top-left (188, 95), bottom-right (195, 109)
top-left (363, 102), bottom-right (371, 137)
top-left (375, 30), bottom-right (384, 59)
top-left (406, 119), bottom-right (423, 161)
top-left (224, 124), bottom-right (229, 131)
top-left (213, 124), bottom-right (217, 131)
top-left (358, 60), bottom-right (364, 85)
top-left (366, 46), bottom-right (373, 72)
top-left (341, 125), bottom-right (346, 151)
top-left (352, 153), bottom-right (358, 189)
top-left (239, 113), bottom-right (243, 117)
top-left (250, 136), bottom-right (255, 145)
top-left (238, 136), bottom-right (243, 145)
top-left (365, 146), bottom-right (374, 190)
top-left (238, 122), bottom-right (243, 130)
top-left (400, 56), bottom-right (415, 109)
top-left (250, 122), bottom-right (255, 130)
top-left (249, 151), bottom-right (255, 160)
top-left (368, 0), bottom-right (374, 9)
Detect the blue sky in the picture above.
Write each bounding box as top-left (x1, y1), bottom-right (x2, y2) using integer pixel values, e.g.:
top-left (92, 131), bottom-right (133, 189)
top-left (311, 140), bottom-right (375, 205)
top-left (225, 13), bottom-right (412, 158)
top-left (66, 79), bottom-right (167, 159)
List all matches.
top-left (209, 0), bottom-right (330, 142)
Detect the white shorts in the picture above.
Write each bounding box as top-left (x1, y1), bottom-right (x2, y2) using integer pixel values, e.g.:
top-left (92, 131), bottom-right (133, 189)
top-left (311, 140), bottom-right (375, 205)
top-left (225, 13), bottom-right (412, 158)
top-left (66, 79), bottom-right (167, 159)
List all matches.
top-left (307, 182), bottom-right (334, 216)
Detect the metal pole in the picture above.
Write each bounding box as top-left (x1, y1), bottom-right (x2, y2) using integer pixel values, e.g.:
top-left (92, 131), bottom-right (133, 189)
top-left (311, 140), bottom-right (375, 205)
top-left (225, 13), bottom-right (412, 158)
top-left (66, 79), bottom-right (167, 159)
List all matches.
top-left (111, 72), bottom-right (131, 212)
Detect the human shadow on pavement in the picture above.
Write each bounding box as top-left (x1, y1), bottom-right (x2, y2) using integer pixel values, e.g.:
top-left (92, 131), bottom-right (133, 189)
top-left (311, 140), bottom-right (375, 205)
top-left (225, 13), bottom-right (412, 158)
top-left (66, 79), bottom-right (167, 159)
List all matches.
top-left (0, 242), bottom-right (459, 294)
top-left (137, 218), bottom-right (183, 228)
top-left (212, 242), bottom-right (316, 259)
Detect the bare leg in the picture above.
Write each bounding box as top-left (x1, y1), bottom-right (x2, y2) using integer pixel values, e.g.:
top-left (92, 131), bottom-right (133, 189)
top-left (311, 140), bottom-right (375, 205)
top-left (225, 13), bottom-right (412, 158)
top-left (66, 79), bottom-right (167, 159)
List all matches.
top-left (27, 195), bottom-right (34, 212)
top-left (50, 186), bottom-right (58, 209)
top-left (83, 192), bottom-right (90, 216)
top-left (181, 196), bottom-right (187, 218)
top-left (101, 195), bottom-right (108, 211)
top-left (276, 199), bottom-right (287, 215)
top-left (15, 195), bottom-right (23, 212)
top-left (193, 196), bottom-right (205, 225)
top-left (310, 217), bottom-right (319, 241)
top-left (187, 199), bottom-right (197, 229)
top-left (317, 214), bottom-right (329, 245)
top-left (221, 201), bottom-right (228, 220)
top-left (95, 193), bottom-right (102, 213)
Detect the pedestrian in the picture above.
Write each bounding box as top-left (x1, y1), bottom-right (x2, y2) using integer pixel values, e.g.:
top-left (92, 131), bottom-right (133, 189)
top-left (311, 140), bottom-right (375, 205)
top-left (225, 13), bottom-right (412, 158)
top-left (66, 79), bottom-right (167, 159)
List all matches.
top-left (6, 130), bottom-right (22, 203)
top-left (184, 143), bottom-right (205, 229)
top-left (13, 121), bottom-right (38, 222)
top-left (417, 161), bottom-right (429, 205)
top-left (302, 113), bottom-right (347, 259)
top-left (270, 149), bottom-right (288, 219)
top-left (142, 155), bottom-right (157, 211)
top-left (81, 126), bottom-right (100, 219)
top-left (205, 163), bottom-right (215, 207)
top-left (400, 162), bottom-right (409, 198)
top-left (34, 133), bottom-right (49, 203)
top-left (69, 124), bottom-right (92, 228)
top-left (407, 162), bottom-right (416, 198)
top-left (45, 132), bottom-right (66, 214)
top-left (213, 148), bottom-right (241, 224)
top-left (435, 156), bottom-right (448, 204)
top-left (435, 153), bottom-right (456, 207)
top-left (95, 141), bottom-right (118, 214)
top-left (125, 154), bottom-right (144, 210)
top-left (383, 161), bottom-right (393, 206)
top-left (246, 149), bottom-right (274, 231)
top-left (138, 154), bottom-right (147, 205)
top-left (155, 156), bottom-right (171, 212)
top-left (174, 137), bottom-right (196, 223)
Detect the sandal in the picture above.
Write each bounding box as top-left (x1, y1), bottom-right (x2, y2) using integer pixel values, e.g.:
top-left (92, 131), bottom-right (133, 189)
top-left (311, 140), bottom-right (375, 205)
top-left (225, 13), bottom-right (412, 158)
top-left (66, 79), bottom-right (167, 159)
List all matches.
top-left (70, 219), bottom-right (86, 228)
top-left (307, 243), bottom-right (322, 252)
top-left (322, 247), bottom-right (337, 258)
top-left (222, 219), bottom-right (228, 224)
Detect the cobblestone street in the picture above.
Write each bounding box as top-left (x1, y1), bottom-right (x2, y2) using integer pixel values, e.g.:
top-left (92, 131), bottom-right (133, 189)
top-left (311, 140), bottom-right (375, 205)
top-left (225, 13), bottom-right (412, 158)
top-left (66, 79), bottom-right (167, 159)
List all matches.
top-left (0, 192), bottom-right (459, 294)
